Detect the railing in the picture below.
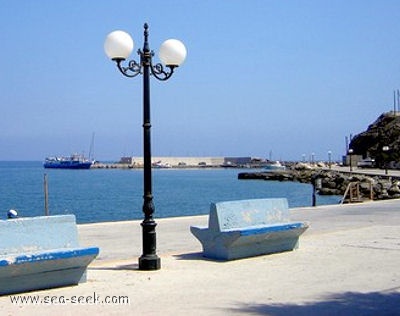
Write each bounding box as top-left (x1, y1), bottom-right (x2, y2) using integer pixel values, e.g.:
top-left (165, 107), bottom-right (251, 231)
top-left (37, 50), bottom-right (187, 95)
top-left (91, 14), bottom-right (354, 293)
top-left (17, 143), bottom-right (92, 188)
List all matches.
top-left (341, 181), bottom-right (373, 204)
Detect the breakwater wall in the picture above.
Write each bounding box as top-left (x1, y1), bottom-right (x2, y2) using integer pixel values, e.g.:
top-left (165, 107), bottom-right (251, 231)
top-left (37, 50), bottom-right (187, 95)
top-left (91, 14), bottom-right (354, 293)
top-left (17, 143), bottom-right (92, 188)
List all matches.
top-left (92, 157), bottom-right (226, 169)
top-left (91, 156), bottom-right (271, 169)
top-left (238, 165), bottom-right (400, 201)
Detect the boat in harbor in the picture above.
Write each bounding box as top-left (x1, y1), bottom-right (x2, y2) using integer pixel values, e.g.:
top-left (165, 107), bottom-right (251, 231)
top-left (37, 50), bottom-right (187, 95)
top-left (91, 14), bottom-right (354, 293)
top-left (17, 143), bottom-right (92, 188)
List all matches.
top-left (44, 154), bottom-right (93, 169)
top-left (152, 160), bottom-right (172, 168)
top-left (264, 161), bottom-right (286, 171)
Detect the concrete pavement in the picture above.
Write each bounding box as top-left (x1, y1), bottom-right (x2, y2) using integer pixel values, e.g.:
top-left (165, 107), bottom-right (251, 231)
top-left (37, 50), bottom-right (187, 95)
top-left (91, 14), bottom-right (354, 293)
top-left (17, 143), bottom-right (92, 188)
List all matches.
top-left (1, 199), bottom-right (399, 315)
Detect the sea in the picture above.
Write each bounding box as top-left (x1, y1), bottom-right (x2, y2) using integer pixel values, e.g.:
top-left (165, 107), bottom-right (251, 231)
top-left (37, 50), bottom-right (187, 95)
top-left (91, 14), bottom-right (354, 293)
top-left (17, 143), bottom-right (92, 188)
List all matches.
top-left (0, 161), bottom-right (341, 224)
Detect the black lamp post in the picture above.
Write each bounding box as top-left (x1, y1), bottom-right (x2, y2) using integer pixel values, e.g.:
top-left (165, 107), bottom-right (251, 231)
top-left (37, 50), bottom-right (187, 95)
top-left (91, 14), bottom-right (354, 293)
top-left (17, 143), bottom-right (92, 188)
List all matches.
top-left (104, 23), bottom-right (187, 270)
top-left (348, 148), bottom-right (354, 173)
top-left (382, 146), bottom-right (389, 175)
top-left (328, 150), bottom-right (332, 169)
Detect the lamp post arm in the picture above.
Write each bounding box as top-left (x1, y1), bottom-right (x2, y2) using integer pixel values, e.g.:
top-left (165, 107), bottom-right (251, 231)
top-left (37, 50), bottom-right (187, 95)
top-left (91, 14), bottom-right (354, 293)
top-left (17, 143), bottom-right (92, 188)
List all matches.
top-left (150, 63), bottom-right (176, 81)
top-left (115, 58), bottom-right (142, 78)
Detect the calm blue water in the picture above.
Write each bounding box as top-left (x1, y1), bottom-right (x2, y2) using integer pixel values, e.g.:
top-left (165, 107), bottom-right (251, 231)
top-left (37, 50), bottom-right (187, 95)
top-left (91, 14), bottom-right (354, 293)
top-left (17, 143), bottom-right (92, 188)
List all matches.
top-left (0, 161), bottom-right (340, 224)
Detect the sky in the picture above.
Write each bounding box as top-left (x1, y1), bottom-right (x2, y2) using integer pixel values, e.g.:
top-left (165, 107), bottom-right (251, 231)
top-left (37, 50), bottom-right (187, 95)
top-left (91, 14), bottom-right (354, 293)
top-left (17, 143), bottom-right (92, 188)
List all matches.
top-left (1, 0), bottom-right (400, 162)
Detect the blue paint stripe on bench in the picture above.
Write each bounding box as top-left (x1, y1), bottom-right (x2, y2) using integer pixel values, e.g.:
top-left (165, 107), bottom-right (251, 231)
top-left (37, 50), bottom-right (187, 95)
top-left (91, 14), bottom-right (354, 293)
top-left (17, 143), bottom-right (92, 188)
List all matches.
top-left (239, 223), bottom-right (305, 236)
top-left (0, 247), bottom-right (99, 267)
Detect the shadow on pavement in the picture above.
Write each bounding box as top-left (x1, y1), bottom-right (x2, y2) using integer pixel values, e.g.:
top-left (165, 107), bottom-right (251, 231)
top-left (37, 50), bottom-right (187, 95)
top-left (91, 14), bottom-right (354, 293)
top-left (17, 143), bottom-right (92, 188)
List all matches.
top-left (229, 290), bottom-right (400, 316)
top-left (173, 252), bottom-right (225, 262)
top-left (89, 263), bottom-right (139, 271)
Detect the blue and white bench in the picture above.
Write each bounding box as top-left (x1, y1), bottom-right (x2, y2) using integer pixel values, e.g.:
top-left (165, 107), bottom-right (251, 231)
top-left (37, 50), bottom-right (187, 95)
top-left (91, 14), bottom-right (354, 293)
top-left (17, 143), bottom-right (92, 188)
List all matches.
top-left (0, 214), bottom-right (99, 295)
top-left (190, 198), bottom-right (309, 260)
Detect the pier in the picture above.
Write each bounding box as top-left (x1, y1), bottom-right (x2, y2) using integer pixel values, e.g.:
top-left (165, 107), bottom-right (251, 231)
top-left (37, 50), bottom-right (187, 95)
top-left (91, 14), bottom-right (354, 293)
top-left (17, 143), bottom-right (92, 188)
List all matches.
top-left (92, 156), bottom-right (223, 169)
top-left (91, 156), bottom-right (267, 169)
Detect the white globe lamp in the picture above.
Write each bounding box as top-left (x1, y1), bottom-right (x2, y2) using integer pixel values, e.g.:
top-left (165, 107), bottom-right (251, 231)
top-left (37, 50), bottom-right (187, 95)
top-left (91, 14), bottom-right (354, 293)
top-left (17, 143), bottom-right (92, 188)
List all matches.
top-left (159, 39), bottom-right (187, 66)
top-left (104, 30), bottom-right (134, 60)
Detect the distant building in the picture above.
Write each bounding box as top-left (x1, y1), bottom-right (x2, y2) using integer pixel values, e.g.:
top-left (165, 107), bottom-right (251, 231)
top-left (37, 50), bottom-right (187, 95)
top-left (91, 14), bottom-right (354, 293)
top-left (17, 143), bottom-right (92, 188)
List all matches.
top-left (119, 157), bottom-right (134, 165)
top-left (224, 157), bottom-right (252, 166)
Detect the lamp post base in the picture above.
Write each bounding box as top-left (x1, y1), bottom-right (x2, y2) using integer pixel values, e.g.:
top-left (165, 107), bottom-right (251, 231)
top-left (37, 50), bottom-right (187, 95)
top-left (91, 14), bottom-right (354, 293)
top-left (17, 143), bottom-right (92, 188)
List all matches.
top-left (139, 255), bottom-right (161, 270)
top-left (138, 219), bottom-right (161, 270)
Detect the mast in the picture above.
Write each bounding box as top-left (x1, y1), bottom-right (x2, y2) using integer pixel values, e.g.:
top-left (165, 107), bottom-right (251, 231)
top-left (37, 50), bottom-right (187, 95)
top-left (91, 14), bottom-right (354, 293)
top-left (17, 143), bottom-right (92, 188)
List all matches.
top-left (89, 132), bottom-right (95, 161)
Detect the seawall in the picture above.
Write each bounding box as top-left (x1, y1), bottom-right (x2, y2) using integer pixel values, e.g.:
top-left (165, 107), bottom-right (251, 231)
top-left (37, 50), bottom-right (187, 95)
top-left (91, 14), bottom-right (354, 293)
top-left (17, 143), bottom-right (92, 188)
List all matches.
top-left (92, 156), bottom-right (225, 168)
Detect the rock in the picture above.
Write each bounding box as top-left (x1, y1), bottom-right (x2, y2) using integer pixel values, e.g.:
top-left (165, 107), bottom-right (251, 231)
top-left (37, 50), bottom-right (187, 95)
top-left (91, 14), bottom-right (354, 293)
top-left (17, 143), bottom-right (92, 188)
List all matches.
top-left (388, 183), bottom-right (400, 195)
top-left (380, 180), bottom-right (392, 190)
top-left (238, 171), bottom-right (295, 181)
top-left (350, 112), bottom-right (400, 168)
top-left (360, 181), bottom-right (373, 191)
top-left (292, 163), bottom-right (313, 170)
top-left (238, 168), bottom-right (400, 201)
top-left (318, 188), bottom-right (341, 195)
top-left (377, 189), bottom-right (390, 199)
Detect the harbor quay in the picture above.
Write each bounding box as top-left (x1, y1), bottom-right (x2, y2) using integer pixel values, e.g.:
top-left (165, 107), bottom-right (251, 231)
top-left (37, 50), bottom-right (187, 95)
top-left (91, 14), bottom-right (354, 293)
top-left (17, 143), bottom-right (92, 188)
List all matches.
top-left (91, 156), bottom-right (266, 168)
top-left (1, 199), bottom-right (399, 315)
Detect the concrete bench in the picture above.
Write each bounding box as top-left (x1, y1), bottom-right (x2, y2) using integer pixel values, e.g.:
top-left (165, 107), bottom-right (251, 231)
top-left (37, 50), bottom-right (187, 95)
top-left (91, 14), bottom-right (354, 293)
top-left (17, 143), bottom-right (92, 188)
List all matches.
top-left (0, 214), bottom-right (99, 295)
top-left (190, 198), bottom-right (309, 260)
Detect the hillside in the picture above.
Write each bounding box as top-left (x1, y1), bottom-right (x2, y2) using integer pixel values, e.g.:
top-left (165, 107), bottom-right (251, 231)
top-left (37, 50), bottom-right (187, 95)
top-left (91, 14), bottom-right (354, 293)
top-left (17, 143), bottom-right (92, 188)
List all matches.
top-left (349, 112), bottom-right (400, 168)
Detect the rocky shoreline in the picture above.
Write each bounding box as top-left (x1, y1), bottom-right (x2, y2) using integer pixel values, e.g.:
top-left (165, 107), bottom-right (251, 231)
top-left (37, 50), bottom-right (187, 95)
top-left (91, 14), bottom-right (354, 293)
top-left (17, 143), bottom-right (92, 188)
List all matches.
top-left (238, 163), bottom-right (400, 201)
